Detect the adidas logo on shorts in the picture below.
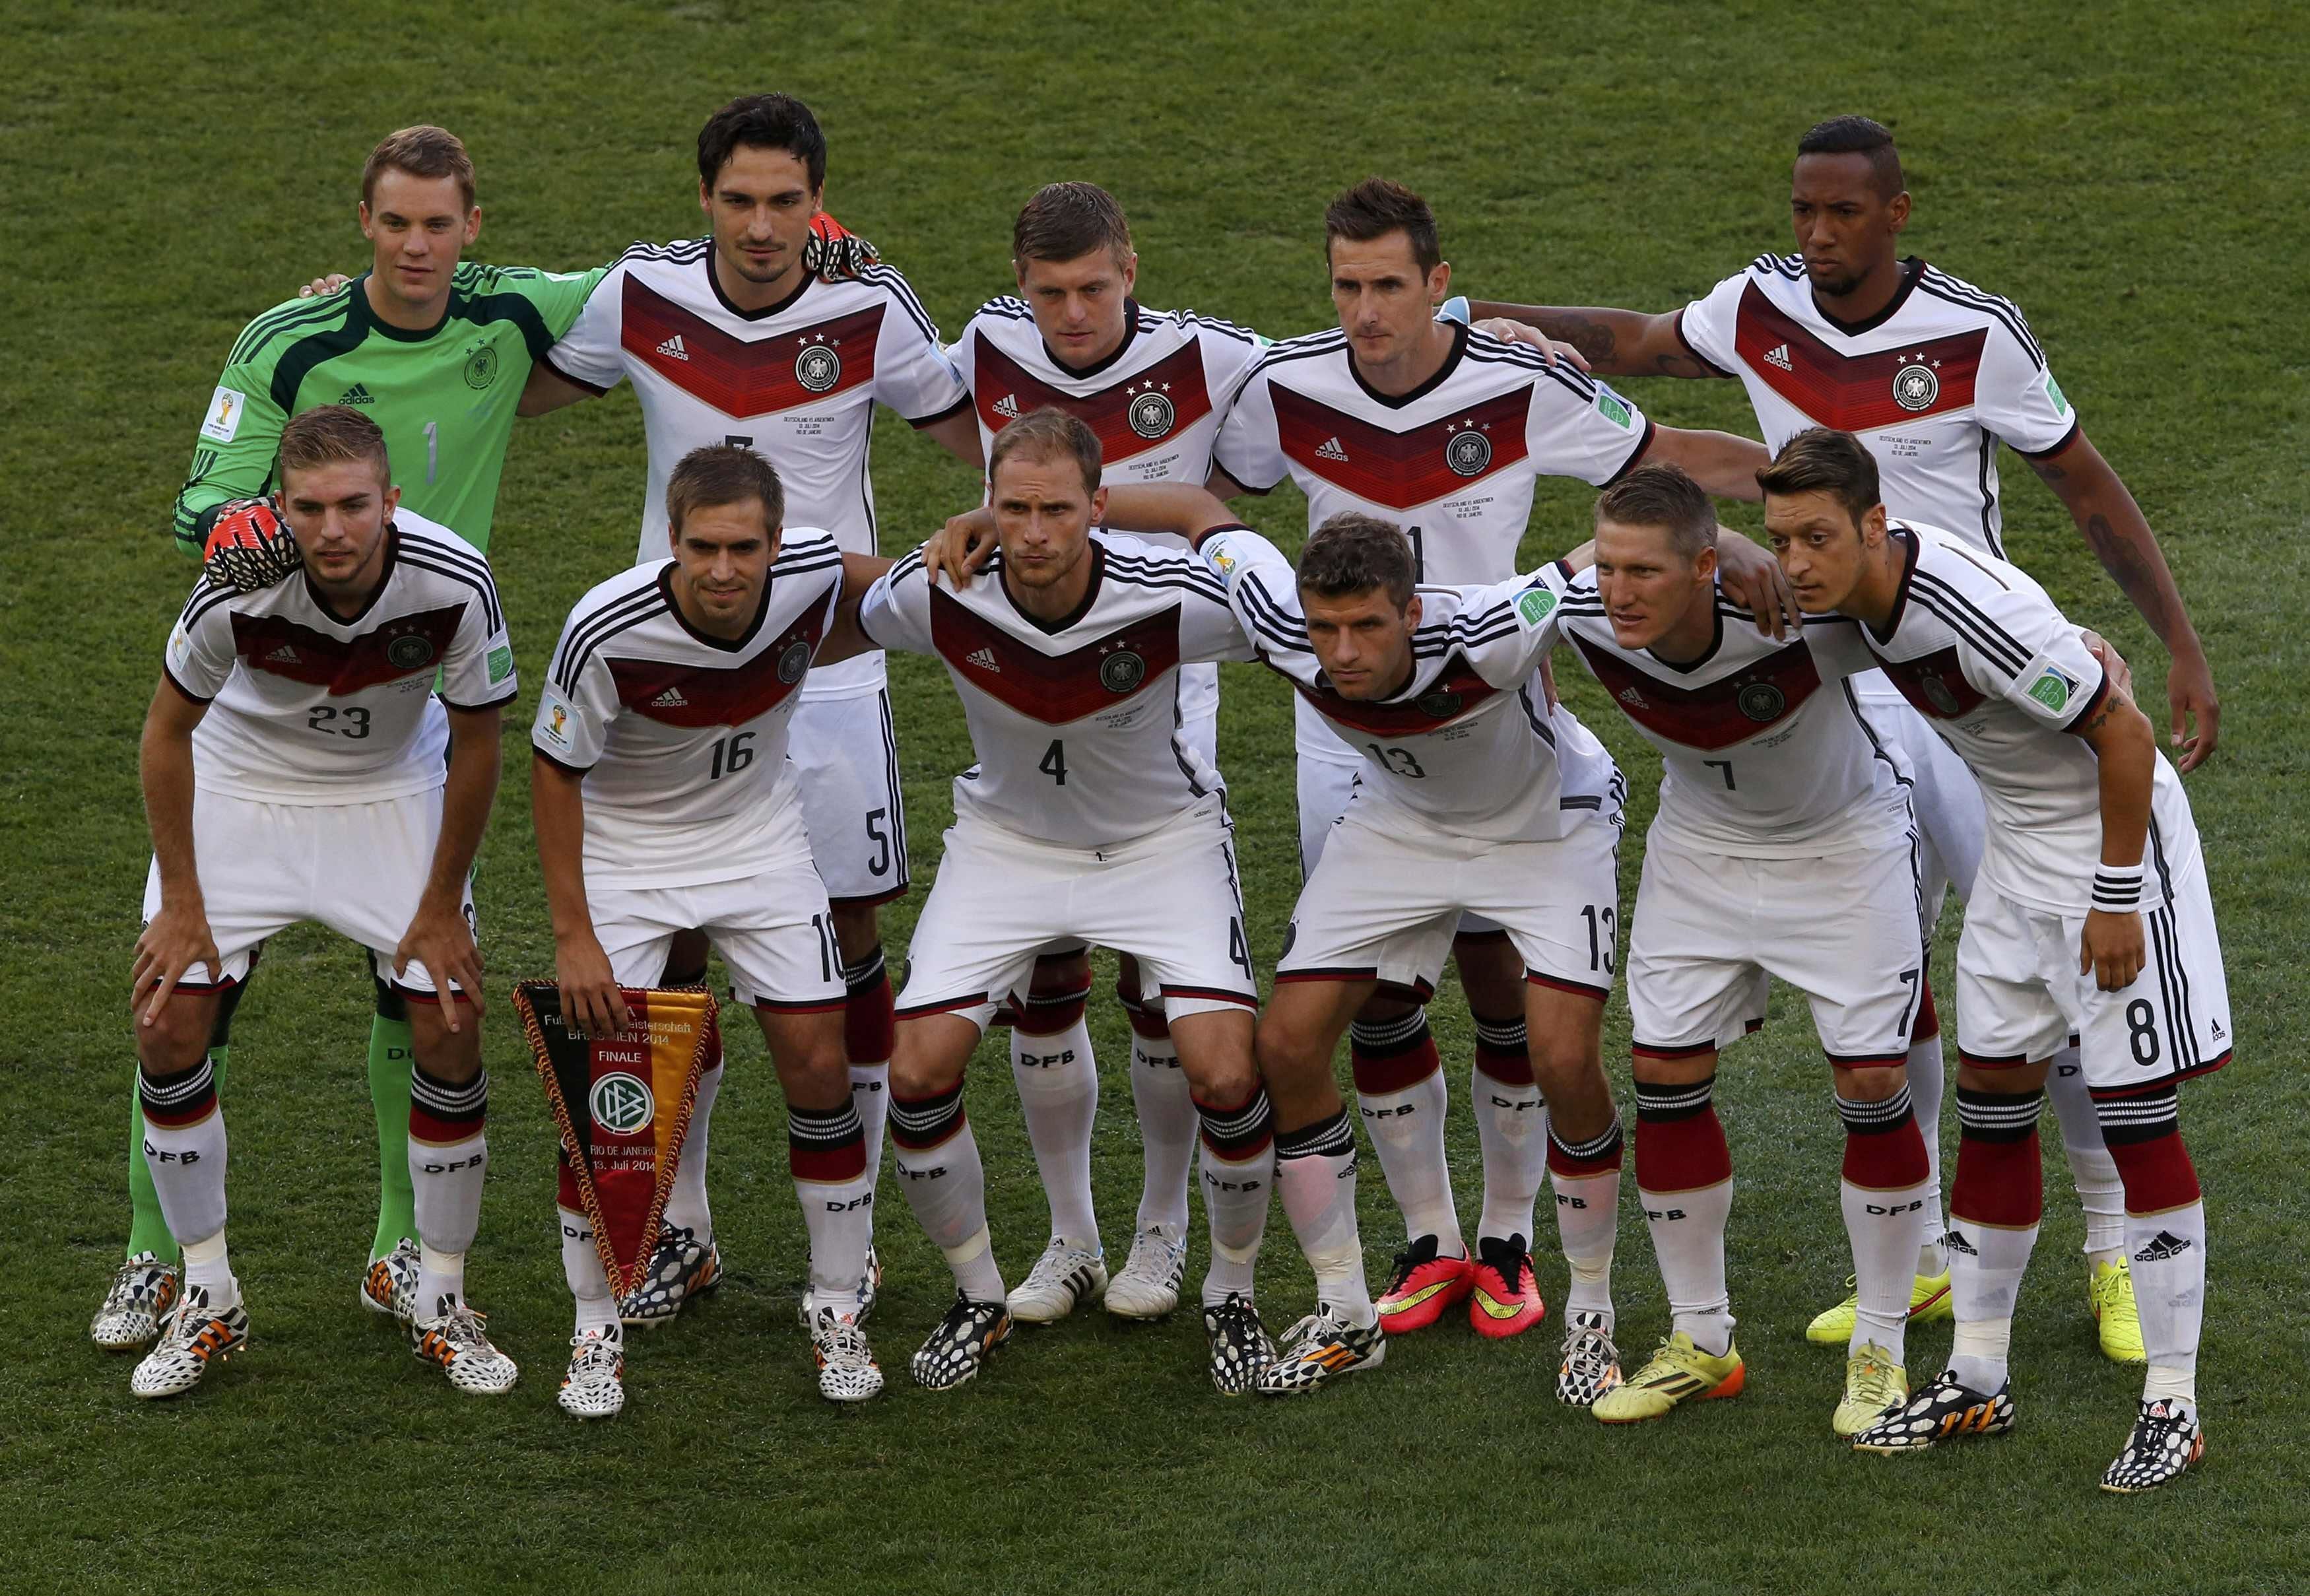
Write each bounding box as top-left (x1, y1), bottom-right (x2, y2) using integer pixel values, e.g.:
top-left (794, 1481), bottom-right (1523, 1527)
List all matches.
top-left (966, 646), bottom-right (1000, 673)
top-left (650, 686), bottom-right (689, 708)
top-left (993, 394), bottom-right (1021, 420)
top-left (657, 335), bottom-right (690, 362)
top-left (1315, 436), bottom-right (1350, 462)
top-left (2133, 1230), bottom-right (2193, 1263)
top-left (1763, 343), bottom-right (1794, 372)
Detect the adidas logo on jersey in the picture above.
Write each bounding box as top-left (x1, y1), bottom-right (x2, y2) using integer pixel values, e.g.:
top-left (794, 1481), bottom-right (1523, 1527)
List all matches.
top-left (265, 644), bottom-right (301, 664)
top-left (339, 383), bottom-right (374, 405)
top-left (1618, 684), bottom-right (1648, 709)
top-left (649, 686), bottom-right (689, 708)
top-left (966, 646), bottom-right (1001, 673)
top-left (2133, 1230), bottom-right (2193, 1263)
top-left (992, 394), bottom-right (1021, 420)
top-left (1763, 343), bottom-right (1794, 372)
top-left (1315, 436), bottom-right (1350, 462)
top-left (657, 335), bottom-right (690, 362)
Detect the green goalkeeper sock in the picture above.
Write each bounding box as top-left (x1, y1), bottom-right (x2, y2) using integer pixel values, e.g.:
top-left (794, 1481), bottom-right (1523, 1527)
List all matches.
top-left (368, 1016), bottom-right (419, 1263)
top-left (125, 1046), bottom-right (231, 1263)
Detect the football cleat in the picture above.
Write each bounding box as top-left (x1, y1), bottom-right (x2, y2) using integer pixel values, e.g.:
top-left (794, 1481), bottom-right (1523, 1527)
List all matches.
top-left (1255, 1303), bottom-right (1385, 1397)
top-left (811, 1306), bottom-right (884, 1403)
top-left (1373, 1234), bottom-right (1474, 1333)
top-left (92, 1251), bottom-right (180, 1352)
top-left (411, 1297), bottom-right (519, 1395)
top-left (1006, 1238), bottom-right (1107, 1325)
top-left (1804, 1269), bottom-right (1953, 1346)
top-left (2090, 1256), bottom-right (2148, 1365)
top-left (1555, 1310), bottom-right (1624, 1408)
top-left (911, 1293), bottom-right (1011, 1391)
top-left (1467, 1233), bottom-right (1547, 1339)
top-left (1851, 1370), bottom-right (2014, 1454)
top-left (2101, 1399), bottom-right (2204, 1493)
top-left (556, 1327), bottom-right (624, 1420)
top-left (1593, 1332), bottom-right (1745, 1424)
top-left (796, 1242), bottom-right (884, 1329)
top-left (1201, 1292), bottom-right (1274, 1396)
top-left (1833, 1342), bottom-right (1910, 1438)
top-left (619, 1224), bottom-right (721, 1327)
top-left (129, 1284), bottom-right (248, 1399)
top-left (360, 1238), bottom-right (420, 1325)
top-left (1105, 1224), bottom-right (1189, 1320)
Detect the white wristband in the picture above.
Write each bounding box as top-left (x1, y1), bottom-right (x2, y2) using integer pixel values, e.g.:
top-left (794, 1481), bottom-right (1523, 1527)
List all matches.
top-left (2092, 862), bottom-right (2145, 911)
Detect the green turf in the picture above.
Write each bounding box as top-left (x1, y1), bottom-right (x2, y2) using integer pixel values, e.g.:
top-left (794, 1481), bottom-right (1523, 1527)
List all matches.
top-left (6, 1), bottom-right (2307, 1591)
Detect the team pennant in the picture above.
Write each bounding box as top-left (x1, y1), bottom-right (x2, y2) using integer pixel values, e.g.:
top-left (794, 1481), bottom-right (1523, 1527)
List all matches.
top-left (515, 982), bottom-right (719, 1296)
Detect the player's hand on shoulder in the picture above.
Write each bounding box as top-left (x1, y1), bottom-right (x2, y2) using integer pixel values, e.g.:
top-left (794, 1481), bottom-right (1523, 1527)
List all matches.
top-left (2080, 908), bottom-right (2146, 993)
top-left (923, 506), bottom-right (999, 589)
top-left (131, 902), bottom-right (220, 1026)
top-left (554, 931), bottom-right (629, 1040)
top-left (1473, 317), bottom-right (1591, 374)
top-left (203, 496), bottom-right (302, 593)
top-left (1713, 527), bottom-right (1798, 640)
top-left (805, 213), bottom-right (879, 283)
top-left (2080, 629), bottom-right (2136, 707)
top-left (397, 898), bottom-right (486, 1030)
top-left (297, 273), bottom-right (352, 299)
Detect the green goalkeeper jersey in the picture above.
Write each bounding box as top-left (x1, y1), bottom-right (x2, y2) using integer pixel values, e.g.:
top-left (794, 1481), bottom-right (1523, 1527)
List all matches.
top-left (171, 261), bottom-right (605, 554)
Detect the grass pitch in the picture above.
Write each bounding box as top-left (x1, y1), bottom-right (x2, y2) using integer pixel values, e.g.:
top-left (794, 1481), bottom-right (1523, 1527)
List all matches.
top-left (6, 3), bottom-right (2307, 1591)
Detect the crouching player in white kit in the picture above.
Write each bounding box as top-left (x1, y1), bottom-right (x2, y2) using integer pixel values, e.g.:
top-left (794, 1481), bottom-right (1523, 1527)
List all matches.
top-left (1110, 486), bottom-right (1634, 1397)
top-left (1553, 465), bottom-right (1936, 1432)
top-left (1762, 429), bottom-right (2230, 1492)
top-left (531, 445), bottom-right (894, 1415)
top-left (127, 405), bottom-right (518, 1398)
top-left (859, 410), bottom-right (1281, 1395)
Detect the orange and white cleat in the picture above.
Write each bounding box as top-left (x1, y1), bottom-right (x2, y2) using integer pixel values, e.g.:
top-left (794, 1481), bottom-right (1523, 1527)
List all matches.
top-left (1374, 1235), bottom-right (1474, 1333)
top-left (129, 1284), bottom-right (248, 1399)
top-left (1467, 1234), bottom-right (1548, 1339)
top-left (411, 1297), bottom-right (519, 1395)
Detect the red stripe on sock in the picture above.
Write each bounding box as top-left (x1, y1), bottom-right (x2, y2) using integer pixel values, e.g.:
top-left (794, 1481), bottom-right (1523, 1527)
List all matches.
top-left (1547, 1131), bottom-right (1624, 1180)
top-left (1351, 1034), bottom-right (1439, 1095)
top-left (409, 1106), bottom-right (482, 1145)
top-left (843, 970), bottom-right (895, 1064)
top-left (1913, 978), bottom-right (1939, 1044)
top-left (1843, 1114), bottom-right (1929, 1188)
top-left (2105, 1130), bottom-right (2202, 1214)
top-left (1634, 1106), bottom-right (1731, 1193)
top-left (790, 1139), bottom-right (869, 1183)
top-left (1950, 1126), bottom-right (2043, 1228)
top-left (1472, 1041), bottom-right (1533, 1086)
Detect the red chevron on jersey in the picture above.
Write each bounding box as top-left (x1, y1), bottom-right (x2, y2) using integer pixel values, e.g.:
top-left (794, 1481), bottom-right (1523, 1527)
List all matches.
top-left (1734, 283), bottom-right (1985, 432)
top-left (1570, 634), bottom-right (1824, 752)
top-left (929, 588), bottom-right (1182, 725)
top-left (622, 278), bottom-right (882, 418)
top-left (1874, 643), bottom-right (1989, 721)
top-left (1298, 658), bottom-right (1497, 737)
top-left (970, 333), bottom-right (1214, 464)
top-left (231, 604), bottom-right (467, 695)
top-left (1271, 383), bottom-right (1532, 510)
top-left (603, 603), bottom-right (830, 729)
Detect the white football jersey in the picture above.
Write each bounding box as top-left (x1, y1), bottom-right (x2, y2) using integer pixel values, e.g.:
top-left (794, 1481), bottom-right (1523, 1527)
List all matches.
top-left (164, 509), bottom-right (514, 804)
top-left (544, 240), bottom-right (968, 698)
top-left (1830, 521), bottom-right (2193, 916)
top-left (857, 531), bottom-right (1255, 847)
top-left (1554, 574), bottom-right (1910, 857)
top-left (952, 297), bottom-right (1264, 500)
top-left (531, 531), bottom-right (844, 888)
top-left (1678, 255), bottom-right (2078, 556)
top-left (1212, 322), bottom-right (1654, 761)
top-left (1199, 525), bottom-right (1621, 844)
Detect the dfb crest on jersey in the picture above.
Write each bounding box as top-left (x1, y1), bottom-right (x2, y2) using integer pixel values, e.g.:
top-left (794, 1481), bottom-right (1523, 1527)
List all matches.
top-left (387, 634), bottom-right (436, 671)
top-left (1736, 681), bottom-right (1786, 722)
top-left (1892, 362), bottom-right (1939, 412)
top-left (1445, 429), bottom-right (1492, 478)
top-left (463, 345), bottom-right (499, 390)
top-left (1919, 675), bottom-right (1962, 715)
top-left (1128, 391), bottom-right (1176, 440)
top-left (777, 639), bottom-right (812, 684)
top-left (1418, 689), bottom-right (1461, 719)
top-left (1100, 648), bottom-right (1146, 694)
top-left (796, 343), bottom-right (842, 393)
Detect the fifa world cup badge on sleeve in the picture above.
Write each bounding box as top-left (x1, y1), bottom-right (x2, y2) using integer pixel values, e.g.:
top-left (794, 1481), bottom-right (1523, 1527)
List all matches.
top-left (517, 981), bottom-right (717, 1298)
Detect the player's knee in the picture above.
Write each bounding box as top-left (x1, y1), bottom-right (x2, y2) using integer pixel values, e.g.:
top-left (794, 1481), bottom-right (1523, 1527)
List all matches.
top-left (1185, 1049), bottom-right (1259, 1108)
top-left (890, 1030), bottom-right (967, 1099)
top-left (1529, 1030), bottom-right (1604, 1090)
top-left (407, 1001), bottom-right (482, 1082)
top-left (1837, 1062), bottom-right (1907, 1102)
top-left (136, 999), bottom-right (218, 1075)
top-left (1350, 989), bottom-right (1417, 1026)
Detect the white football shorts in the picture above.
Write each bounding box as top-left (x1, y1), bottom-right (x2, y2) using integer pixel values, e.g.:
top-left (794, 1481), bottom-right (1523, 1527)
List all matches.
top-left (1296, 751), bottom-right (1505, 938)
top-left (788, 688), bottom-right (908, 906)
top-left (1857, 679), bottom-right (1985, 932)
top-left (1277, 793), bottom-right (1624, 1001)
top-left (1628, 825), bottom-right (1927, 1065)
top-left (143, 788), bottom-right (475, 996)
top-left (896, 799), bottom-right (1257, 1031)
top-left (590, 859), bottom-right (847, 1013)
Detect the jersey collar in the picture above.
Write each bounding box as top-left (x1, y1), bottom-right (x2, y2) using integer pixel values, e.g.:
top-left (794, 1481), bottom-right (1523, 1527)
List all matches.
top-left (659, 563), bottom-right (776, 651)
top-left (352, 273), bottom-right (455, 344)
top-left (1347, 321), bottom-right (1467, 411)
top-left (1813, 256), bottom-right (1924, 337)
top-left (1645, 601), bottom-right (1726, 675)
top-left (1868, 525), bottom-right (1922, 645)
top-left (705, 248), bottom-right (816, 323)
top-left (1045, 300), bottom-right (1144, 380)
top-left (1001, 543), bottom-right (1106, 635)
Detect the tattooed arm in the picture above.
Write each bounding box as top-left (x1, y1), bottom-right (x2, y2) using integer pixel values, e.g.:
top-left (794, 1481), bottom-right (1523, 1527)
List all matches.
top-left (2028, 432), bottom-right (2218, 771)
top-left (1464, 302), bottom-right (1721, 380)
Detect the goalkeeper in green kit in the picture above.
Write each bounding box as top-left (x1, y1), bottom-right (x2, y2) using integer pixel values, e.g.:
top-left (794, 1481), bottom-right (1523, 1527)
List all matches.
top-left (90, 125), bottom-right (599, 1347)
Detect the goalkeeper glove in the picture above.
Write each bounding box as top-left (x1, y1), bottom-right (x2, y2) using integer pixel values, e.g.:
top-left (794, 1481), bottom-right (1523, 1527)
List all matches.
top-left (202, 496), bottom-right (304, 592)
top-left (803, 213), bottom-right (880, 282)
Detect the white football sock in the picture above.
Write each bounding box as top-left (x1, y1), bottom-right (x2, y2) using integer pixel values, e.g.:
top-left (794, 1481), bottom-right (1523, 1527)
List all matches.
top-left (1351, 1013), bottom-right (1459, 1253)
top-left (1276, 1110), bottom-right (1371, 1323)
top-left (139, 1057), bottom-right (229, 1259)
top-left (2047, 1043), bottom-right (2126, 1264)
top-left (1905, 1028), bottom-right (1949, 1272)
top-left (1548, 1119), bottom-right (1623, 1324)
top-left (560, 1208), bottom-right (619, 1336)
top-left (180, 1229), bottom-right (236, 1306)
top-left (1011, 1018), bottom-right (1100, 1250)
top-left (408, 1065), bottom-right (487, 1313)
top-left (1471, 1039), bottom-right (1548, 1247)
top-left (790, 1099), bottom-right (874, 1313)
top-left (889, 1085), bottom-right (1004, 1302)
top-left (1129, 1022), bottom-right (1197, 1236)
top-left (1195, 1088), bottom-right (1274, 1306)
